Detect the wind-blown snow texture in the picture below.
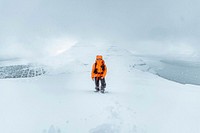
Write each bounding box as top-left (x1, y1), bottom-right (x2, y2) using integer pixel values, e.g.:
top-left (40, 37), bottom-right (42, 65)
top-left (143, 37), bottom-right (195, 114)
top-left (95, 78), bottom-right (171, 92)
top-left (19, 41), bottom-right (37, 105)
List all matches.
top-left (1, 43), bottom-right (200, 133)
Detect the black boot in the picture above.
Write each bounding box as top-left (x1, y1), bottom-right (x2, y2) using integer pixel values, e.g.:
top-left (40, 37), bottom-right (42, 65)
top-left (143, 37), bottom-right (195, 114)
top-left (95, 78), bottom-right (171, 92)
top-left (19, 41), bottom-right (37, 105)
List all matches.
top-left (95, 87), bottom-right (99, 92)
top-left (100, 86), bottom-right (105, 93)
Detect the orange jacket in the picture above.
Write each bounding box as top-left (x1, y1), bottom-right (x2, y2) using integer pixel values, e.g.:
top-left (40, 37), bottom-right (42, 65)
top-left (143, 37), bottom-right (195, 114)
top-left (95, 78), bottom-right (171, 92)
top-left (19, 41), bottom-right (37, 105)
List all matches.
top-left (91, 55), bottom-right (107, 79)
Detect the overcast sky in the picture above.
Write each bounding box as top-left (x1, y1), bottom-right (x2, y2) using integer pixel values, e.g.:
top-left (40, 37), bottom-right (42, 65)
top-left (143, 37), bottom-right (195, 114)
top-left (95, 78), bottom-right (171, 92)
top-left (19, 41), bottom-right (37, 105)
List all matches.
top-left (0, 0), bottom-right (200, 58)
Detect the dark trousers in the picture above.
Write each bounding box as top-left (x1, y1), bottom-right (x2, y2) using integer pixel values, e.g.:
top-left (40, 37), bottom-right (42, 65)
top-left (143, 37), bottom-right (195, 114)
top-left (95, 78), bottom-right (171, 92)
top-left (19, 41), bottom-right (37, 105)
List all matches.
top-left (95, 77), bottom-right (106, 90)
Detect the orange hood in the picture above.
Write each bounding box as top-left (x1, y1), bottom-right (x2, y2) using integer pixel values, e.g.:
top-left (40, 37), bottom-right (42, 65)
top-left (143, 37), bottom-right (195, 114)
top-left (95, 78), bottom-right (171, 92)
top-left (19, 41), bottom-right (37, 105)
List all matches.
top-left (96, 55), bottom-right (103, 60)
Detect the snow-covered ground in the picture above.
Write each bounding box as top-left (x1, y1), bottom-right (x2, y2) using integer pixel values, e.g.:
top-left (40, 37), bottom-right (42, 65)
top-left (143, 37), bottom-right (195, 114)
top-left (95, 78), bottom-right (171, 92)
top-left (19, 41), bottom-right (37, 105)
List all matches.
top-left (1, 43), bottom-right (200, 133)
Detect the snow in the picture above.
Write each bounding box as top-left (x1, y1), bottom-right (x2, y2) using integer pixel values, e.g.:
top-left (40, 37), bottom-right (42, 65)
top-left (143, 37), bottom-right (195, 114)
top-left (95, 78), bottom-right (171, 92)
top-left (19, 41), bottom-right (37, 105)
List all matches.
top-left (1, 43), bottom-right (200, 133)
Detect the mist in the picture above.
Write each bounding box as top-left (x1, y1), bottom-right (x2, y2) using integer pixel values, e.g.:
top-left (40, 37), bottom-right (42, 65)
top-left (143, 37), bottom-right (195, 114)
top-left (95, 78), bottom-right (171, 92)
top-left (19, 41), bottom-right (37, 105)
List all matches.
top-left (0, 0), bottom-right (200, 59)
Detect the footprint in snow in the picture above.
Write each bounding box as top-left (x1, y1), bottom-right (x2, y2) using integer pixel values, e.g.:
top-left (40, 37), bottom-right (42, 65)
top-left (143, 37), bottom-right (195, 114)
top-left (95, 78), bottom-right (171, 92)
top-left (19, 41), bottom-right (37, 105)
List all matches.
top-left (89, 124), bottom-right (120, 133)
top-left (43, 125), bottom-right (61, 133)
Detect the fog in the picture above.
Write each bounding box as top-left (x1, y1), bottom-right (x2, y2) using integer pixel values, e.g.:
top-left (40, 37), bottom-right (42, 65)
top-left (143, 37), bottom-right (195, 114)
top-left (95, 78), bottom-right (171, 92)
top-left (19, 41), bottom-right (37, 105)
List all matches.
top-left (0, 0), bottom-right (200, 58)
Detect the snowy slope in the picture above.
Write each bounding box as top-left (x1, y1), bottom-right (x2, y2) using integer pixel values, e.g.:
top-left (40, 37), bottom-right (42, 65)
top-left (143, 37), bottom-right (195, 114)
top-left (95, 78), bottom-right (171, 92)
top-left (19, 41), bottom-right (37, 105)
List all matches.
top-left (1, 43), bottom-right (200, 133)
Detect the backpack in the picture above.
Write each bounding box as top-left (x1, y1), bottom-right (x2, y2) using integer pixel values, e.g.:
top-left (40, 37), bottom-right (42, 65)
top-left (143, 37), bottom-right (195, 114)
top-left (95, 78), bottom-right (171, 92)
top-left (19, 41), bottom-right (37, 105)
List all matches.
top-left (94, 60), bottom-right (105, 74)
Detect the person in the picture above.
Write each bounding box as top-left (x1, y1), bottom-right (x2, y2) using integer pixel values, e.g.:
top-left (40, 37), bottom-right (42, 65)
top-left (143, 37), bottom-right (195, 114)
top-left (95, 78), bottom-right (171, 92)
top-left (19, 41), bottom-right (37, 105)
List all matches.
top-left (91, 55), bottom-right (107, 93)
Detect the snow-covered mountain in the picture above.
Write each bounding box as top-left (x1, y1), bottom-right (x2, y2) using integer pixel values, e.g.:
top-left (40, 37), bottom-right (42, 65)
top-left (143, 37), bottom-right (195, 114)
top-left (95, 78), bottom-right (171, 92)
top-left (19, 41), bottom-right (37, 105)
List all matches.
top-left (1, 43), bottom-right (200, 133)
top-left (1, 0), bottom-right (200, 132)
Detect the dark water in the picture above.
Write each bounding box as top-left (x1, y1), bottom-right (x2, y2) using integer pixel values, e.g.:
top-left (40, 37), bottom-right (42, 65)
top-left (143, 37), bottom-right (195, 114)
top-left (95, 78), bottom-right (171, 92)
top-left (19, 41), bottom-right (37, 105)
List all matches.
top-left (134, 57), bottom-right (200, 86)
top-left (156, 60), bottom-right (200, 85)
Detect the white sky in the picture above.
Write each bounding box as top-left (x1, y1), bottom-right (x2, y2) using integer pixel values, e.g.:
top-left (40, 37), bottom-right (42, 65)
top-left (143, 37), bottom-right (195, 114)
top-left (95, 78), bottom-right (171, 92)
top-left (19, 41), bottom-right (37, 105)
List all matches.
top-left (0, 0), bottom-right (200, 58)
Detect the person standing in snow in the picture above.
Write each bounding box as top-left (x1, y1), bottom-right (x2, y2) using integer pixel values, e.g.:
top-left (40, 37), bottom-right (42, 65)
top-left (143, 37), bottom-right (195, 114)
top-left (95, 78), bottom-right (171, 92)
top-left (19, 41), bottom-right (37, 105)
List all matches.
top-left (91, 55), bottom-right (107, 93)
